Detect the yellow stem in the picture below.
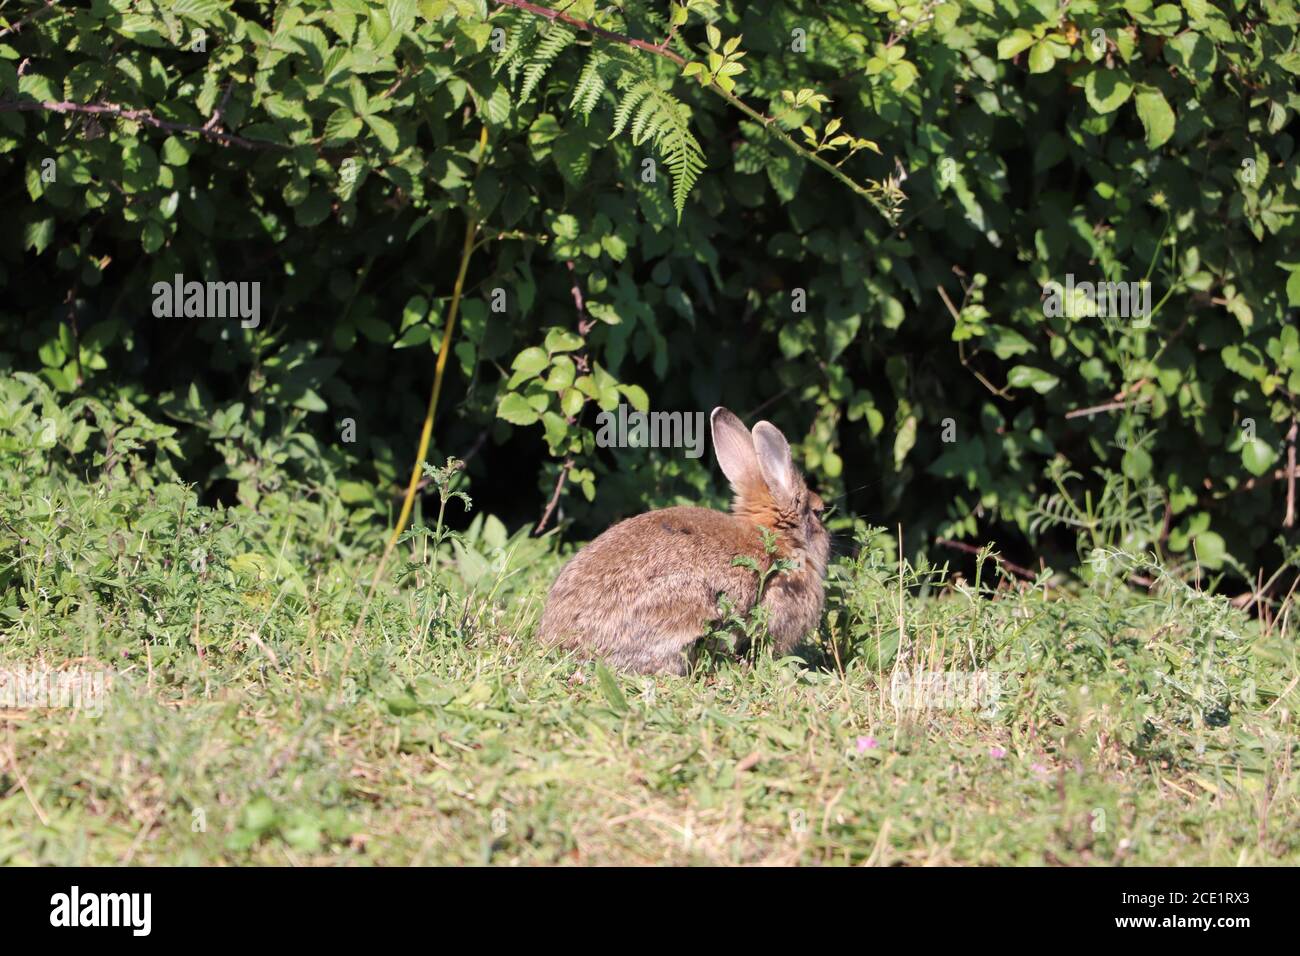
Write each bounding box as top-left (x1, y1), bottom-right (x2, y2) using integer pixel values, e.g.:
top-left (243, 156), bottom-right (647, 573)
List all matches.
top-left (386, 179), bottom-right (481, 552)
top-left (347, 125), bottom-right (489, 648)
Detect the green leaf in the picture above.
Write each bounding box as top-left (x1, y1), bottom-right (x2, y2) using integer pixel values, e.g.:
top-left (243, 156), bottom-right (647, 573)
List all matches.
top-left (617, 383), bottom-right (649, 412)
top-left (498, 392), bottom-right (541, 426)
top-left (1241, 440), bottom-right (1277, 477)
top-left (23, 219), bottom-right (54, 255)
top-left (560, 387), bottom-right (584, 418)
top-left (544, 356), bottom-right (576, 391)
top-left (173, 0), bottom-right (224, 22)
top-left (1007, 366), bottom-right (1059, 393)
top-left (355, 314), bottom-right (392, 344)
top-left (510, 346), bottom-right (550, 379)
top-left (1193, 531), bottom-right (1226, 570)
top-left (393, 325), bottom-right (431, 349)
top-left (364, 114), bottom-right (400, 151)
top-left (1027, 40), bottom-right (1057, 74)
top-left (893, 415), bottom-right (917, 470)
top-left (1277, 52), bottom-right (1300, 76)
top-left (161, 136), bottom-right (193, 166)
top-left (324, 109), bottom-right (364, 144)
top-left (550, 214), bottom-right (580, 240)
top-left (240, 796), bottom-right (277, 834)
top-left (594, 661), bottom-right (629, 715)
top-left (400, 295), bottom-right (429, 330)
top-left (294, 190), bottom-right (331, 228)
top-left (1084, 70), bottom-right (1134, 114)
top-left (1121, 446), bottom-right (1152, 481)
top-left (1285, 269), bottom-right (1300, 307)
top-left (1134, 88), bottom-right (1175, 148)
top-left (986, 326), bottom-right (1034, 360)
top-left (141, 221), bottom-right (165, 254)
top-left (1164, 31), bottom-right (1216, 80)
top-left (997, 30), bottom-right (1035, 59)
top-left (544, 328), bottom-right (584, 353)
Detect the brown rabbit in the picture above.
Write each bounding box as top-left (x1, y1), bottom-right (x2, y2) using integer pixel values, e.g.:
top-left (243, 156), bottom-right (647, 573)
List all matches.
top-left (537, 407), bottom-right (830, 674)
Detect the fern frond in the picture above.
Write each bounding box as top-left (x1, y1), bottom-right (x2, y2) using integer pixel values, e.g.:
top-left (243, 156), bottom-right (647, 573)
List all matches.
top-left (518, 23), bottom-right (575, 103)
top-left (610, 79), bottom-right (653, 139)
top-left (494, 16), bottom-right (538, 78)
top-left (504, 18), bottom-right (705, 222)
top-left (570, 49), bottom-right (612, 117)
top-left (611, 79), bottom-right (704, 223)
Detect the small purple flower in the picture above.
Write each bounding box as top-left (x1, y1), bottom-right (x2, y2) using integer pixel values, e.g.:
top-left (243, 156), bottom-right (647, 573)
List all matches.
top-left (856, 736), bottom-right (879, 752)
top-left (989, 746), bottom-right (1007, 759)
top-left (1031, 762), bottom-right (1049, 775)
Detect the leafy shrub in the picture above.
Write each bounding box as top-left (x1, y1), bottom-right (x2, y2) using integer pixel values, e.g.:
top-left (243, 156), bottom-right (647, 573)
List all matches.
top-left (3, 0), bottom-right (1298, 581)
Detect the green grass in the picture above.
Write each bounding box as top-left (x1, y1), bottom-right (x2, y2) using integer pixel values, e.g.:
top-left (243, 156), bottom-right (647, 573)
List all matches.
top-left (2, 449), bottom-right (1297, 868)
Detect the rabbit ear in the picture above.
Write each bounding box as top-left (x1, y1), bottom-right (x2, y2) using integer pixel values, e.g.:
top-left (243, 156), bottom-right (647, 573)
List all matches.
top-left (752, 421), bottom-right (797, 505)
top-left (711, 407), bottom-right (759, 491)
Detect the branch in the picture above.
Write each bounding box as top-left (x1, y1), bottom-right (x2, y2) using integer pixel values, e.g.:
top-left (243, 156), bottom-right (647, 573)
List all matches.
top-left (1286, 418), bottom-right (1297, 529)
top-left (0, 99), bottom-right (284, 150)
top-left (934, 538), bottom-right (1037, 581)
top-left (201, 83), bottom-right (235, 134)
top-left (488, 0), bottom-right (896, 219)
top-left (493, 0), bottom-right (688, 62)
top-left (0, 0), bottom-right (59, 40)
top-left (1064, 396), bottom-right (1153, 420)
top-left (534, 458), bottom-right (573, 536)
top-left (940, 282), bottom-right (1011, 399)
top-left (534, 260), bottom-right (593, 536)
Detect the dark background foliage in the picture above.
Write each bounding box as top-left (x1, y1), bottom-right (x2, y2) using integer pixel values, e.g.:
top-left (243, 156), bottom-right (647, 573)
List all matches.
top-left (3, 0), bottom-right (1299, 584)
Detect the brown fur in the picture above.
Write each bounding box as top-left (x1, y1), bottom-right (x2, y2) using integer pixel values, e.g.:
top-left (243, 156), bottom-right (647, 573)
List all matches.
top-left (536, 407), bottom-right (830, 675)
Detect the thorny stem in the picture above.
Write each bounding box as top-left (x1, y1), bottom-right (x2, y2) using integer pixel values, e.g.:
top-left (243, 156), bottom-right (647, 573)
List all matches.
top-left (0, 99), bottom-right (283, 150)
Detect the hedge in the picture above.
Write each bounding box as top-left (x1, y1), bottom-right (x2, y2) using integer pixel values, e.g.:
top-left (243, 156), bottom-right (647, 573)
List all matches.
top-left (3, 0), bottom-right (1299, 581)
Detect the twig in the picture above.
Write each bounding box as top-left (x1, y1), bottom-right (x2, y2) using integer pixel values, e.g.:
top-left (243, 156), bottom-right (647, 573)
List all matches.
top-left (1211, 464), bottom-right (1300, 497)
top-left (461, 426), bottom-right (491, 467)
top-left (882, 0), bottom-right (941, 49)
top-left (567, 259), bottom-right (596, 337)
top-left (535, 458), bottom-right (574, 535)
top-left (1064, 395), bottom-right (1153, 420)
top-left (2, 729), bottom-right (49, 827)
top-left (201, 82), bottom-right (234, 133)
top-left (656, 21), bottom-right (681, 52)
top-left (534, 260), bottom-right (594, 535)
top-left (0, 99), bottom-right (284, 150)
top-left (746, 385), bottom-right (796, 420)
top-left (934, 538), bottom-right (1037, 581)
top-left (494, 0), bottom-right (688, 61)
top-left (1286, 418), bottom-right (1297, 529)
top-left (935, 283), bottom-right (962, 323)
top-left (937, 280), bottom-right (1012, 399)
top-left (0, 0), bottom-right (58, 40)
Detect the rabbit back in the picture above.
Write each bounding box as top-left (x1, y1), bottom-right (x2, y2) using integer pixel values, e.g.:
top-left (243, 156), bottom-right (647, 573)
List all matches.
top-left (537, 505), bottom-right (767, 674)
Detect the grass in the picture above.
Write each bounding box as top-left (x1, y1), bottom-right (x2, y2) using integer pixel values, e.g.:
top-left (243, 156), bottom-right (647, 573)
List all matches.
top-left (1, 389), bottom-right (1297, 865)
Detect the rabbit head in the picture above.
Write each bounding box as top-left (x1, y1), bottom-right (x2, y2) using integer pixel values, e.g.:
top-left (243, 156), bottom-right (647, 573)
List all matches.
top-left (710, 407), bottom-right (830, 580)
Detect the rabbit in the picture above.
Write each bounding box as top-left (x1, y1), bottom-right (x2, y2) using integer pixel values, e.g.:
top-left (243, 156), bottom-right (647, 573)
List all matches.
top-left (537, 407), bottom-right (830, 675)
